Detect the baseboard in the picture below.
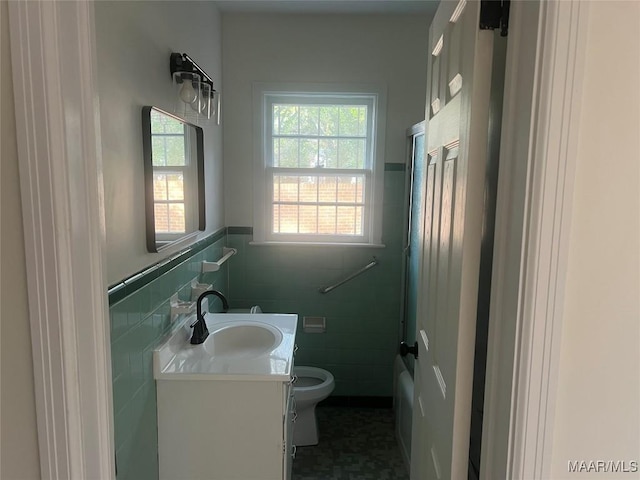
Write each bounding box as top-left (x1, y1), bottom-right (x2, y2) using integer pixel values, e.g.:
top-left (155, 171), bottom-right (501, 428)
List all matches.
top-left (320, 396), bottom-right (393, 408)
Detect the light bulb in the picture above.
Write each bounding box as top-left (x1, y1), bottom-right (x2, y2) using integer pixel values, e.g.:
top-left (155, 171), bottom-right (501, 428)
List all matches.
top-left (200, 95), bottom-right (211, 114)
top-left (191, 95), bottom-right (208, 114)
top-left (179, 81), bottom-right (197, 104)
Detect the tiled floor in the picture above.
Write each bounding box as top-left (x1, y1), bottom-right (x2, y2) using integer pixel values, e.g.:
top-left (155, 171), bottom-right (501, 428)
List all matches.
top-left (292, 406), bottom-right (409, 480)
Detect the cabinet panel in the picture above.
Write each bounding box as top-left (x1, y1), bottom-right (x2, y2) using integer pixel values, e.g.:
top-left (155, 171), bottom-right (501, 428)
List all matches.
top-left (158, 380), bottom-right (289, 480)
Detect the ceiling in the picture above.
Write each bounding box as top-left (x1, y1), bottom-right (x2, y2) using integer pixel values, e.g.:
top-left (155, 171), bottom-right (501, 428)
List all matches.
top-left (213, 0), bottom-right (439, 15)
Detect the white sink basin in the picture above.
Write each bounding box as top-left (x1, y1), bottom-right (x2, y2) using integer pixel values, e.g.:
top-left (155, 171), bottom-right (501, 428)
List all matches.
top-left (205, 322), bottom-right (283, 357)
top-left (154, 312), bottom-right (298, 380)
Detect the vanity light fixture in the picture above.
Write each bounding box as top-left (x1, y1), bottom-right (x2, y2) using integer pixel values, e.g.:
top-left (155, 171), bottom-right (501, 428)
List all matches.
top-left (170, 52), bottom-right (220, 125)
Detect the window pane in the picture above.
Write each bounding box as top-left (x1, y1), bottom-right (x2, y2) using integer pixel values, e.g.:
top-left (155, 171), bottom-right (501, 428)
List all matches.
top-left (276, 175), bottom-right (299, 202)
top-left (300, 139), bottom-right (318, 168)
top-left (168, 204), bottom-right (186, 233)
top-left (279, 138), bottom-right (299, 168)
top-left (318, 176), bottom-right (337, 202)
top-left (318, 206), bottom-right (336, 234)
top-left (355, 206), bottom-right (363, 235)
top-left (337, 177), bottom-right (357, 203)
top-left (273, 176), bottom-right (280, 201)
top-left (152, 137), bottom-right (167, 166)
top-left (273, 105), bottom-right (280, 134)
top-left (166, 174), bottom-right (184, 201)
top-left (151, 110), bottom-right (183, 134)
top-left (279, 204), bottom-right (298, 233)
top-left (272, 138), bottom-right (280, 166)
top-left (337, 206), bottom-right (357, 235)
top-left (165, 121), bottom-right (184, 135)
top-left (299, 106), bottom-right (319, 135)
top-left (358, 107), bottom-right (367, 136)
top-left (356, 177), bottom-right (364, 203)
top-left (339, 106), bottom-right (361, 136)
top-left (150, 110), bottom-right (164, 133)
top-left (319, 106), bottom-right (339, 136)
top-left (299, 176), bottom-right (317, 202)
top-left (278, 105), bottom-right (299, 135)
top-left (319, 139), bottom-right (337, 168)
top-left (154, 174), bottom-right (168, 201)
top-left (338, 139), bottom-right (365, 169)
top-left (299, 205), bottom-right (317, 233)
top-left (165, 137), bottom-right (186, 166)
top-left (154, 204), bottom-right (169, 232)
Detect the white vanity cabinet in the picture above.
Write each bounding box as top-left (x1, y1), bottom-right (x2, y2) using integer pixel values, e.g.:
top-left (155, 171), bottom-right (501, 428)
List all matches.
top-left (157, 377), bottom-right (296, 480)
top-left (153, 312), bottom-right (298, 480)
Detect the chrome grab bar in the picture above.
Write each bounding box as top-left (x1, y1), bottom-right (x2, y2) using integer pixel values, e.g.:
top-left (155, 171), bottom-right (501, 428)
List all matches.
top-left (318, 257), bottom-right (379, 294)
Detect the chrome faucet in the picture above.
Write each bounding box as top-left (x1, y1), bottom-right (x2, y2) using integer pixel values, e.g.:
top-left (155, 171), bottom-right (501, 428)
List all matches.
top-left (190, 290), bottom-right (229, 345)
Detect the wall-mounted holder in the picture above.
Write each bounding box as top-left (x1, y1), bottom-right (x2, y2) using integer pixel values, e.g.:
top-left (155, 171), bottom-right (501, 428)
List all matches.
top-left (170, 293), bottom-right (196, 317)
top-left (202, 247), bottom-right (237, 273)
top-left (191, 280), bottom-right (213, 301)
top-left (303, 316), bottom-right (326, 334)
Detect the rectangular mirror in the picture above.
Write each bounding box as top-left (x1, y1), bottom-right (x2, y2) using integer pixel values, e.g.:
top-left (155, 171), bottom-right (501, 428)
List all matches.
top-left (142, 106), bottom-right (205, 252)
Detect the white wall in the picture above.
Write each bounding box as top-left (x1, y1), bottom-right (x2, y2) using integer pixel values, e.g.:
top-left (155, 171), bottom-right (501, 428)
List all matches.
top-left (551, 2), bottom-right (640, 477)
top-left (222, 13), bottom-right (429, 226)
top-left (0, 1), bottom-right (42, 477)
top-left (96, 1), bottom-right (224, 285)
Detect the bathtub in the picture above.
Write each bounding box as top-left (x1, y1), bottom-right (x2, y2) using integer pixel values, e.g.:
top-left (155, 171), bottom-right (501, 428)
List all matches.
top-left (393, 355), bottom-right (414, 470)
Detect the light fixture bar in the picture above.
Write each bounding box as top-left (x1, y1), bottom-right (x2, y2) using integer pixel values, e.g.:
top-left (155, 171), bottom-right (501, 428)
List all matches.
top-left (169, 52), bottom-right (216, 93)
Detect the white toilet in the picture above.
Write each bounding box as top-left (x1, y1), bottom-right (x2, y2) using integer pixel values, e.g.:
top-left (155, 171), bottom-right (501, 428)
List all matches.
top-left (292, 366), bottom-right (335, 446)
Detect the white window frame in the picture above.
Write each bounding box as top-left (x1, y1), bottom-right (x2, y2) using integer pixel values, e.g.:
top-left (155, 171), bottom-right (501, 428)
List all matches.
top-left (252, 83), bottom-right (387, 246)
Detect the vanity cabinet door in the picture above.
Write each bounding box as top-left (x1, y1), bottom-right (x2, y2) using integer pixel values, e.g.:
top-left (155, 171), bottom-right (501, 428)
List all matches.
top-left (158, 379), bottom-right (286, 480)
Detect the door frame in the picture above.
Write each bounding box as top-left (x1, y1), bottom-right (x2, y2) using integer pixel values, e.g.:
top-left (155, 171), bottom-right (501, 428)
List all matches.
top-left (480, 0), bottom-right (589, 478)
top-left (8, 1), bottom-right (114, 478)
top-left (8, 1), bottom-right (588, 478)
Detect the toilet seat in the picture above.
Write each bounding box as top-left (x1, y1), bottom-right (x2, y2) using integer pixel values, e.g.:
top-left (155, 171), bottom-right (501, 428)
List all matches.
top-left (293, 366), bottom-right (334, 403)
top-left (296, 376), bottom-right (323, 388)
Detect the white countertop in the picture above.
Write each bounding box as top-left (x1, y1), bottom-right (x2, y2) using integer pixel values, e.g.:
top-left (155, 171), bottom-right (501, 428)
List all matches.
top-left (153, 312), bottom-right (298, 381)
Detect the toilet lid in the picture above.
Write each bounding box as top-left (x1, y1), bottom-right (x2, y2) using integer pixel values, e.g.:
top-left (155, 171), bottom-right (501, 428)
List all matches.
top-left (296, 376), bottom-right (323, 388)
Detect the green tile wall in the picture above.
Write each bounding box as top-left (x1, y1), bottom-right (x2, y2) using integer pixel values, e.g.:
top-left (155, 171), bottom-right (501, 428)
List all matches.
top-left (228, 169), bottom-right (406, 397)
top-left (108, 169), bottom-right (407, 479)
top-left (109, 236), bottom-right (230, 480)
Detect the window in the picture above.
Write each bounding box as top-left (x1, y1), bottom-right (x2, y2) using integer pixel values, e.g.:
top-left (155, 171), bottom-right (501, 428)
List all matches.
top-left (142, 106), bottom-right (205, 252)
top-left (151, 110), bottom-right (187, 235)
top-left (149, 109), bottom-right (199, 242)
top-left (253, 84), bottom-right (386, 245)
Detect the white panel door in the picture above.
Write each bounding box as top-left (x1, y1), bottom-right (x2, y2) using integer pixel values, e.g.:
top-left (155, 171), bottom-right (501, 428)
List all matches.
top-left (410, 1), bottom-right (494, 479)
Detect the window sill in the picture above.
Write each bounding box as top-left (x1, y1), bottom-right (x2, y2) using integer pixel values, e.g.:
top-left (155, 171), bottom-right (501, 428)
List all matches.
top-left (248, 241), bottom-right (386, 248)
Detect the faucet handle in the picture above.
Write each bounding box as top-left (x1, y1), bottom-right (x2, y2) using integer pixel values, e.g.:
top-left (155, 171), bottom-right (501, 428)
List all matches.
top-left (189, 315), bottom-right (210, 345)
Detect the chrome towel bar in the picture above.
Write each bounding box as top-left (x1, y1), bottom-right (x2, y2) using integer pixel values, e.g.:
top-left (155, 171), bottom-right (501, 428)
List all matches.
top-left (319, 257), bottom-right (379, 294)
